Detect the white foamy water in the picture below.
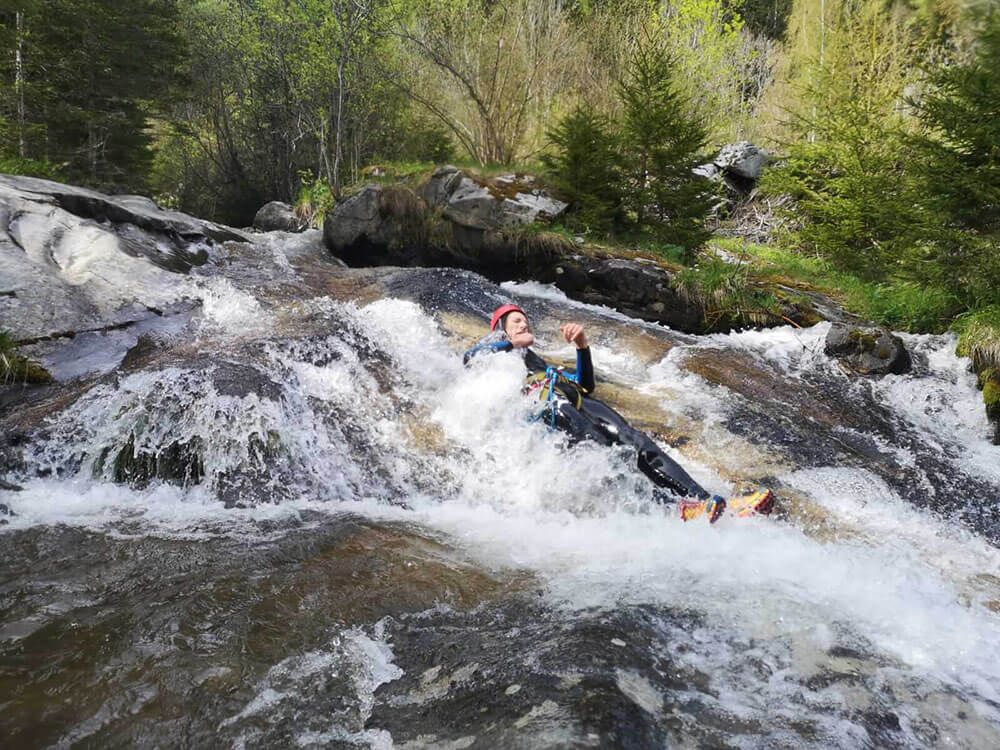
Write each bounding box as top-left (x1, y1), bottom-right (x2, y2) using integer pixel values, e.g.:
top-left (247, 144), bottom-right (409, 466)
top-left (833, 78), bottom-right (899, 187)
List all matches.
top-left (349, 298), bottom-right (1000, 733)
top-left (193, 276), bottom-right (275, 334)
top-left (4, 289), bottom-right (1000, 744)
top-left (223, 625), bottom-right (401, 749)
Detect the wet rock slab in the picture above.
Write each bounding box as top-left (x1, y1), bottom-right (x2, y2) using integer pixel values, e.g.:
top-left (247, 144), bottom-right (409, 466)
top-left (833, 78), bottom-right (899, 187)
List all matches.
top-left (0, 514), bottom-right (522, 748)
top-left (0, 174), bottom-right (247, 343)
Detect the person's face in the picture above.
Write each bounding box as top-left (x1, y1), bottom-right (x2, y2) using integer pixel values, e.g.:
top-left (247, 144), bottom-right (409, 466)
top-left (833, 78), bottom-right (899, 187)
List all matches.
top-left (503, 311), bottom-right (534, 348)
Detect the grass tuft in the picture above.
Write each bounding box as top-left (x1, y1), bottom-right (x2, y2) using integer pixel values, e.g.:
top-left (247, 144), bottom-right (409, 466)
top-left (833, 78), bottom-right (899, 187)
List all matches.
top-left (955, 306), bottom-right (1000, 372)
top-left (0, 331), bottom-right (53, 384)
top-left (674, 255), bottom-right (783, 329)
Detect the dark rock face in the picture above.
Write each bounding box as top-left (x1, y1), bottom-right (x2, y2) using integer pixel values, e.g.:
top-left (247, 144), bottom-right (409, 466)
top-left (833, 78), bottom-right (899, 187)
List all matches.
top-left (566, 257), bottom-right (704, 331)
top-left (322, 185), bottom-right (391, 255)
top-left (321, 183), bottom-right (719, 331)
top-left (253, 201), bottom-right (307, 233)
top-left (824, 324), bottom-right (912, 376)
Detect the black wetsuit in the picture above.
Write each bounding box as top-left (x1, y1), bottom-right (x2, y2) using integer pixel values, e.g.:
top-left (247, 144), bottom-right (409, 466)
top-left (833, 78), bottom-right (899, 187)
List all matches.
top-left (463, 335), bottom-right (710, 500)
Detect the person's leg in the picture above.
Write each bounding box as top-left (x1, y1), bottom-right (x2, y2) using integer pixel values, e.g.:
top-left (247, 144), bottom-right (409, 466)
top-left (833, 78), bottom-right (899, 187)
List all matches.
top-left (550, 401), bottom-right (615, 446)
top-left (579, 397), bottom-right (710, 500)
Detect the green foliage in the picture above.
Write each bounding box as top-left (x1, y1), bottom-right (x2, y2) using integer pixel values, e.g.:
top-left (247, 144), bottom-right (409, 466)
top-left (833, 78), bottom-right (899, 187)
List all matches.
top-left (150, 0), bottom-right (431, 224)
top-left (763, 1), bottom-right (1000, 322)
top-left (542, 105), bottom-right (622, 233)
top-left (0, 153), bottom-right (61, 180)
top-left (662, 0), bottom-right (773, 140)
top-left (762, 0), bottom-right (923, 272)
top-left (740, 0), bottom-right (795, 39)
top-left (618, 36), bottom-right (715, 253)
top-left (904, 9), bottom-right (1000, 306)
top-left (711, 238), bottom-right (959, 331)
top-left (294, 172), bottom-right (336, 227)
top-left (0, 0), bottom-right (186, 192)
top-left (955, 305), bottom-right (1000, 371)
top-left (391, 115), bottom-right (456, 164)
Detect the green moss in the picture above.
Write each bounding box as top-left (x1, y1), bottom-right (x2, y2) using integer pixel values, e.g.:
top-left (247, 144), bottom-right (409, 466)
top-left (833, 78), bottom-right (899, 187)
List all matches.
top-left (848, 330), bottom-right (879, 352)
top-left (983, 377), bottom-right (1000, 421)
top-left (954, 306), bottom-right (1000, 372)
top-left (0, 331), bottom-right (53, 385)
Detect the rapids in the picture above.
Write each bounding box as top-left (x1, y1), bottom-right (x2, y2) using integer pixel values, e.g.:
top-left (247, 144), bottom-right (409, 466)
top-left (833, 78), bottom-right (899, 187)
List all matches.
top-left (2, 224), bottom-right (1000, 748)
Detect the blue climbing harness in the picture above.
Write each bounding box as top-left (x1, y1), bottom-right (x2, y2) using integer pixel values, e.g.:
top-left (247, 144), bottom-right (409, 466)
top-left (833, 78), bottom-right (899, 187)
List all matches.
top-left (531, 366), bottom-right (579, 429)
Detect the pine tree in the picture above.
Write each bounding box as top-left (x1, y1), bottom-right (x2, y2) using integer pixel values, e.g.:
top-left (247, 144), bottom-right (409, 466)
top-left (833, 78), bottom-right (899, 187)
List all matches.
top-left (906, 10), bottom-right (1000, 306)
top-left (542, 105), bottom-right (622, 233)
top-left (618, 38), bottom-right (715, 252)
top-left (912, 12), bottom-right (1000, 236)
top-left (0, 0), bottom-right (185, 190)
top-left (760, 0), bottom-right (926, 281)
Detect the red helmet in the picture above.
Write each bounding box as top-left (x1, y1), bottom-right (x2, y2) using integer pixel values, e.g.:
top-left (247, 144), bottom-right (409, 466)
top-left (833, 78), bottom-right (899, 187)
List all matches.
top-left (490, 303), bottom-right (526, 332)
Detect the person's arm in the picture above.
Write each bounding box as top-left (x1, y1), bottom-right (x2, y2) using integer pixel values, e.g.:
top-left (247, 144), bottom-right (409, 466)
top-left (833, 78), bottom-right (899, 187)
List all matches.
top-left (560, 323), bottom-right (595, 393)
top-left (574, 346), bottom-right (595, 393)
top-left (463, 337), bottom-right (513, 365)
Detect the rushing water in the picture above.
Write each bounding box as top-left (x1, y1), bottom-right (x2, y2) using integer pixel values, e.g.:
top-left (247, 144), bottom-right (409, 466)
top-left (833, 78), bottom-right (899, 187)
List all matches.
top-left (2, 231), bottom-right (1000, 748)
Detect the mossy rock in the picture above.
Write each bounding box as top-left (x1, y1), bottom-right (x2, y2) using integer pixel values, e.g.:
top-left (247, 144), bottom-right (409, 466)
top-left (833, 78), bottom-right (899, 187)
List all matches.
top-left (848, 330), bottom-right (880, 352)
top-left (824, 324), bottom-right (912, 376)
top-left (982, 375), bottom-right (1000, 422)
top-left (0, 351), bottom-right (54, 385)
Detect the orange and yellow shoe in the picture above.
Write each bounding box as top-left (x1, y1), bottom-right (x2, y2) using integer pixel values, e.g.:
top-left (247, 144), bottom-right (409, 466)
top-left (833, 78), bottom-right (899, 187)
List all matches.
top-left (727, 488), bottom-right (775, 518)
top-left (679, 495), bottom-right (727, 524)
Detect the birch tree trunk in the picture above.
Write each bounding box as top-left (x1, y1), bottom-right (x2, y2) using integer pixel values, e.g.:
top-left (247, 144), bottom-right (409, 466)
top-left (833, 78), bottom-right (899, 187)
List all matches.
top-left (15, 11), bottom-right (26, 158)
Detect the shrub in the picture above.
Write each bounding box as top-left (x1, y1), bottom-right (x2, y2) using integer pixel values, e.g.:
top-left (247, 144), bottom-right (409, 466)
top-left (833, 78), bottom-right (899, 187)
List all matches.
top-left (955, 306), bottom-right (1000, 372)
top-left (294, 172), bottom-right (336, 227)
top-left (0, 154), bottom-right (62, 180)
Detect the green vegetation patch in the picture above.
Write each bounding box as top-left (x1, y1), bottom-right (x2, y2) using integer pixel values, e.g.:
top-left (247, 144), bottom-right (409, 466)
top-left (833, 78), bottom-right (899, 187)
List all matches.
top-left (674, 255), bottom-right (784, 330)
top-left (983, 377), bottom-right (1000, 421)
top-left (955, 306), bottom-right (1000, 373)
top-left (0, 331), bottom-right (53, 385)
top-left (709, 238), bottom-right (959, 332)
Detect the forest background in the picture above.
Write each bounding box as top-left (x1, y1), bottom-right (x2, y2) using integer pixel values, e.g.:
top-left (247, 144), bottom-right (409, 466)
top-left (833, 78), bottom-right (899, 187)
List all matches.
top-left (0, 0), bottom-right (998, 352)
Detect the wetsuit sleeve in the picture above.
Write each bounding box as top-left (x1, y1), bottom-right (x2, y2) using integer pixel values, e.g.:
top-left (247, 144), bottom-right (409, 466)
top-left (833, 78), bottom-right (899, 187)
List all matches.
top-left (574, 347), bottom-right (595, 393)
top-left (463, 339), bottom-right (513, 365)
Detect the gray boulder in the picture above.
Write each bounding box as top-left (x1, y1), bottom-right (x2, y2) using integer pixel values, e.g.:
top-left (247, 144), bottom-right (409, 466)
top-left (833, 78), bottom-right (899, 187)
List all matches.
top-left (714, 142), bottom-right (770, 181)
top-left (824, 324), bottom-right (912, 376)
top-left (420, 166), bottom-right (567, 230)
top-left (420, 165), bottom-right (464, 208)
top-left (322, 185), bottom-right (394, 255)
top-left (0, 175), bottom-right (251, 344)
top-left (0, 174), bottom-right (247, 244)
top-left (253, 201), bottom-right (307, 233)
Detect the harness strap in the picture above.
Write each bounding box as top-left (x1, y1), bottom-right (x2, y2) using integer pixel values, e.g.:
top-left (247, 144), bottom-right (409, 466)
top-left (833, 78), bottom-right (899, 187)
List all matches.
top-left (525, 366), bottom-right (582, 427)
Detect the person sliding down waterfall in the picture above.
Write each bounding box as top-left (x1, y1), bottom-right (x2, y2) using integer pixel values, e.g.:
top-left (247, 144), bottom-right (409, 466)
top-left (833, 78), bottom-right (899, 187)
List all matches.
top-left (464, 304), bottom-right (774, 523)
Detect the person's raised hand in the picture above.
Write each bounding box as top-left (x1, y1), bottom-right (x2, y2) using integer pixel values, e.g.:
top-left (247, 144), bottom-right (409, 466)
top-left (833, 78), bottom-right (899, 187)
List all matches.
top-left (560, 322), bottom-right (588, 349)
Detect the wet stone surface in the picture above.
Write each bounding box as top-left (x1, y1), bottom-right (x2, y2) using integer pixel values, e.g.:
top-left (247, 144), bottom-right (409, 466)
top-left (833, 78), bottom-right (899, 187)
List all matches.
top-left (0, 513), bottom-right (518, 748)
